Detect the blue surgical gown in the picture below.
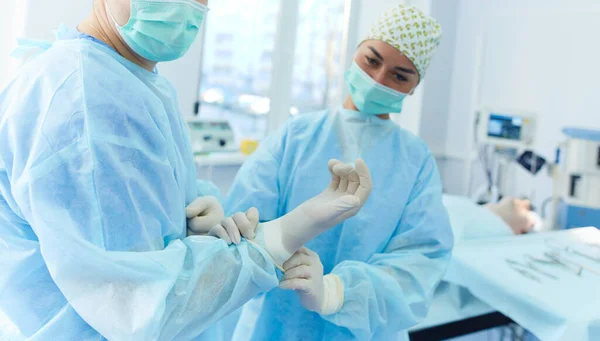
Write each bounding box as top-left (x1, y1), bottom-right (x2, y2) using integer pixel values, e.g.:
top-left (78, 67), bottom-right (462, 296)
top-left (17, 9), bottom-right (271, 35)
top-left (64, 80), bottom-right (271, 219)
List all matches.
top-left (0, 30), bottom-right (277, 340)
top-left (225, 108), bottom-right (454, 340)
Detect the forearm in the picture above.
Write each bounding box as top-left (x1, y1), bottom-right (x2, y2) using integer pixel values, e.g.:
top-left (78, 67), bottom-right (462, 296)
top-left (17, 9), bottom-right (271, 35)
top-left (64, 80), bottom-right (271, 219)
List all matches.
top-left (37, 231), bottom-right (277, 341)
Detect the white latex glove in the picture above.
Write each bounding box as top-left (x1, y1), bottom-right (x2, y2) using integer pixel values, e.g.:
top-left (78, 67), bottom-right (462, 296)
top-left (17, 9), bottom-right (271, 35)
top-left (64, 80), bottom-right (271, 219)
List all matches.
top-left (486, 197), bottom-right (537, 235)
top-left (186, 196), bottom-right (224, 235)
top-left (279, 247), bottom-right (344, 315)
top-left (292, 158), bottom-right (372, 228)
top-left (186, 195), bottom-right (260, 244)
top-left (211, 207), bottom-right (260, 245)
top-left (261, 158), bottom-right (372, 265)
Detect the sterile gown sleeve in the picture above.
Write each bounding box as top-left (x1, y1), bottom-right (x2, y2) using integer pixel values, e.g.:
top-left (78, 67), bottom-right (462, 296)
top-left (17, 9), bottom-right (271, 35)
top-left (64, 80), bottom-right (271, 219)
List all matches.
top-left (322, 155), bottom-right (454, 339)
top-left (6, 108), bottom-right (277, 340)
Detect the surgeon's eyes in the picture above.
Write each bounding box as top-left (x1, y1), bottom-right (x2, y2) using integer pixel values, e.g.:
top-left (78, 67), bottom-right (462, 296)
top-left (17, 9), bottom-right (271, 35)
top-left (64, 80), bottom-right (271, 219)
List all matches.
top-left (395, 73), bottom-right (407, 82)
top-left (365, 56), bottom-right (379, 66)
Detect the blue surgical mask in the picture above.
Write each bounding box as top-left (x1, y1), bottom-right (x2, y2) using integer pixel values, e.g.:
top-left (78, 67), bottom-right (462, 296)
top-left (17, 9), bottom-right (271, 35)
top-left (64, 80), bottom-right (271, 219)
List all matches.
top-left (344, 61), bottom-right (408, 115)
top-left (106, 0), bottom-right (208, 62)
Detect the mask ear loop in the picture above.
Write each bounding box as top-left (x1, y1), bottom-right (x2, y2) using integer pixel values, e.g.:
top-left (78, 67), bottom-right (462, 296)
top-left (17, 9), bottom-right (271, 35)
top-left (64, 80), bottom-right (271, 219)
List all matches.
top-left (104, 0), bottom-right (125, 29)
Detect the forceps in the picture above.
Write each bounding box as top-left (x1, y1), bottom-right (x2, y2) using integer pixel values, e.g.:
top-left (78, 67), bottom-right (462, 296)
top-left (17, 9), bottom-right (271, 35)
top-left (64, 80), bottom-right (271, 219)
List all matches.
top-left (506, 258), bottom-right (558, 280)
top-left (526, 253), bottom-right (583, 276)
top-left (505, 259), bottom-right (541, 282)
top-left (545, 239), bottom-right (600, 263)
top-left (545, 251), bottom-right (600, 276)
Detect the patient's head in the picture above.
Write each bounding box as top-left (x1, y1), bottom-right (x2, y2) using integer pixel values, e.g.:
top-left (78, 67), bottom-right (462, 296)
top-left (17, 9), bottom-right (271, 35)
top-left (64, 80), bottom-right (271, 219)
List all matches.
top-left (486, 197), bottom-right (537, 235)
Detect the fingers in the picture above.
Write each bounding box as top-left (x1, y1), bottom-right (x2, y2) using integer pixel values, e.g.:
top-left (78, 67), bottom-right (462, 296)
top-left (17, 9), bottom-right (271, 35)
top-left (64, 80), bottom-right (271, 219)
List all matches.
top-left (203, 208), bottom-right (260, 244)
top-left (279, 278), bottom-right (311, 292)
top-left (332, 163), bottom-right (353, 192)
top-left (186, 198), bottom-right (211, 218)
top-left (221, 217), bottom-right (242, 245)
top-left (208, 225), bottom-right (233, 244)
top-left (353, 158), bottom-right (372, 204)
top-left (187, 216), bottom-right (213, 234)
top-left (282, 248), bottom-right (317, 280)
top-left (231, 207), bottom-right (260, 240)
top-left (328, 159), bottom-right (370, 197)
top-left (282, 252), bottom-right (313, 271)
top-left (328, 159), bottom-right (343, 191)
top-left (282, 265), bottom-right (312, 281)
top-left (347, 169), bottom-right (360, 194)
top-left (187, 208), bottom-right (226, 233)
top-left (231, 212), bottom-right (254, 240)
top-left (185, 196), bottom-right (225, 234)
top-left (280, 247), bottom-right (321, 293)
top-left (246, 207), bottom-right (259, 226)
top-left (185, 196), bottom-right (219, 218)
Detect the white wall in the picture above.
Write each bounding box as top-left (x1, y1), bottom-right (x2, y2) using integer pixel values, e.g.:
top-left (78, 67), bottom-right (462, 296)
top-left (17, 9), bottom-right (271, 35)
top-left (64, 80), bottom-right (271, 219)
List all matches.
top-left (433, 0), bottom-right (600, 209)
top-left (21, 0), bottom-right (91, 40)
top-left (418, 0), bottom-right (459, 156)
top-left (0, 0), bottom-right (22, 88)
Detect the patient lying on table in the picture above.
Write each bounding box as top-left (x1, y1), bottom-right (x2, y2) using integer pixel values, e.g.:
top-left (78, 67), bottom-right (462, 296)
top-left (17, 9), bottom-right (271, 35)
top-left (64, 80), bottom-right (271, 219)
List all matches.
top-left (443, 195), bottom-right (539, 242)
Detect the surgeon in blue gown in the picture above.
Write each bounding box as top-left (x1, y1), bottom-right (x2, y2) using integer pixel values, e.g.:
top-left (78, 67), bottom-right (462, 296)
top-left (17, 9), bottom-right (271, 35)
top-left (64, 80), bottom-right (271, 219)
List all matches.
top-left (0, 0), bottom-right (375, 340)
top-left (226, 4), bottom-right (454, 341)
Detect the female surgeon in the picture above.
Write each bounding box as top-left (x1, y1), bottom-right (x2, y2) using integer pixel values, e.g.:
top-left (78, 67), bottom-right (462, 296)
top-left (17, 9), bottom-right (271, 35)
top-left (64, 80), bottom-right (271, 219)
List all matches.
top-left (225, 4), bottom-right (454, 341)
top-left (0, 0), bottom-right (373, 340)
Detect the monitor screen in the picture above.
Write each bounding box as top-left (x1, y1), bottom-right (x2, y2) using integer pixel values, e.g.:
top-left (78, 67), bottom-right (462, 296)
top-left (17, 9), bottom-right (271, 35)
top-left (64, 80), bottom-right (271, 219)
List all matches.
top-left (487, 113), bottom-right (523, 141)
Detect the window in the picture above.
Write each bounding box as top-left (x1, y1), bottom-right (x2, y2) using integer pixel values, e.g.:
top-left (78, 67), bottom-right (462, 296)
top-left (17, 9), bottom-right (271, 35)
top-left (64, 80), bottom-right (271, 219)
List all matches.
top-left (196, 0), bottom-right (353, 141)
top-left (197, 0), bottom-right (281, 141)
top-left (290, 0), bottom-right (348, 115)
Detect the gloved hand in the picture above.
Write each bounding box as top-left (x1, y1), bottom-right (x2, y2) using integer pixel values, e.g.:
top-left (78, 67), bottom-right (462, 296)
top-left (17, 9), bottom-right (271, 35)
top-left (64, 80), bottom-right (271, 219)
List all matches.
top-left (261, 158), bottom-right (372, 265)
top-left (279, 247), bottom-right (344, 315)
top-left (186, 196), bottom-right (225, 235)
top-left (291, 158), bottom-right (372, 229)
top-left (187, 196), bottom-right (260, 244)
top-left (210, 207), bottom-right (260, 245)
top-left (486, 197), bottom-right (537, 234)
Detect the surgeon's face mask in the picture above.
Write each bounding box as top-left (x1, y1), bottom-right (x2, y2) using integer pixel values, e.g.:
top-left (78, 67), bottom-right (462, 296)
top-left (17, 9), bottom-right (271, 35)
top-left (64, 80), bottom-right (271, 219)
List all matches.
top-left (344, 61), bottom-right (408, 115)
top-left (106, 0), bottom-right (208, 62)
